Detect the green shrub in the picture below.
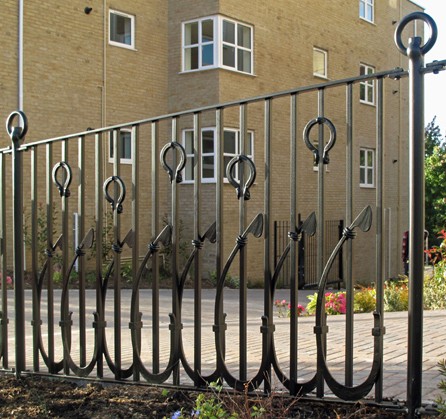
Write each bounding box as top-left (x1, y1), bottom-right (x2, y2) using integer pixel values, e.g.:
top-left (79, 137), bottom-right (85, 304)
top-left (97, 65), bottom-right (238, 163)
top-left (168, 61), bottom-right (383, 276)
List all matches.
top-left (424, 229), bottom-right (446, 310)
top-left (384, 278), bottom-right (409, 312)
top-left (353, 287), bottom-right (376, 313)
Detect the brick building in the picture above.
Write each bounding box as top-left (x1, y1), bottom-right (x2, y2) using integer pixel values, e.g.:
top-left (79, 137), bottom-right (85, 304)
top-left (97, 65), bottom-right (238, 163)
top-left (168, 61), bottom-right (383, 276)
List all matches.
top-left (0, 0), bottom-right (423, 284)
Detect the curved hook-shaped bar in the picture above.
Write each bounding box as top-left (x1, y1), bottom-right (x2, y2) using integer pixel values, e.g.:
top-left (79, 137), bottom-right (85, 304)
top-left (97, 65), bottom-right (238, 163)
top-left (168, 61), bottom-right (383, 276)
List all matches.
top-left (52, 161), bottom-right (72, 198)
top-left (315, 206), bottom-right (376, 400)
top-left (60, 229), bottom-right (100, 376)
top-left (226, 155), bottom-right (257, 200)
top-left (213, 214), bottom-right (264, 390)
top-left (103, 175), bottom-right (126, 214)
top-left (160, 141), bottom-right (187, 184)
top-left (395, 12), bottom-right (437, 56)
top-left (270, 211), bottom-right (318, 394)
top-left (129, 225), bottom-right (176, 383)
top-left (6, 110), bottom-right (28, 143)
top-left (303, 117), bottom-right (337, 165)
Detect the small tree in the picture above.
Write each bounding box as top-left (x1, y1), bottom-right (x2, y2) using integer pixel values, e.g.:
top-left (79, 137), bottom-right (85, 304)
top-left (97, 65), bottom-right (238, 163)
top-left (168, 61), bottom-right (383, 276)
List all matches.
top-left (425, 118), bottom-right (446, 245)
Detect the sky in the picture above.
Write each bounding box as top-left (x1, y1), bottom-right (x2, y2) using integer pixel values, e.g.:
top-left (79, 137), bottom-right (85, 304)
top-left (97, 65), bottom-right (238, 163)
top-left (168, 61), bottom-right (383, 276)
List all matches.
top-left (412, 0), bottom-right (446, 134)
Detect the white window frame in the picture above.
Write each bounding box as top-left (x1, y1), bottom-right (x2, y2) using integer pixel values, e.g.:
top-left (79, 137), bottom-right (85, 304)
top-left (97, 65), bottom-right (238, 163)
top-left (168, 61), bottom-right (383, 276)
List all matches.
top-left (223, 128), bottom-right (254, 182)
top-left (181, 127), bottom-right (254, 183)
top-left (360, 63), bottom-right (375, 105)
top-left (221, 18), bottom-right (253, 74)
top-left (182, 17), bottom-right (217, 72)
top-left (182, 15), bottom-right (253, 75)
top-left (109, 9), bottom-right (135, 50)
top-left (313, 47), bottom-right (328, 79)
top-left (359, 0), bottom-right (374, 23)
top-left (182, 128), bottom-right (217, 183)
top-left (109, 129), bottom-right (133, 164)
top-left (360, 148), bottom-right (375, 188)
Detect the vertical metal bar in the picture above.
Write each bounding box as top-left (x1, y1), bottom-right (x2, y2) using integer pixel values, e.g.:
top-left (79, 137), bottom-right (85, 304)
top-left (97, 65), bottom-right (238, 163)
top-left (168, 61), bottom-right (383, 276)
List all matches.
top-left (289, 94), bottom-right (299, 394)
top-left (151, 121), bottom-right (160, 374)
top-left (31, 147), bottom-right (39, 371)
top-left (171, 117), bottom-right (181, 385)
top-left (215, 108), bottom-right (225, 362)
top-left (112, 129), bottom-right (122, 380)
top-left (12, 125), bottom-right (25, 377)
top-left (407, 35), bottom-right (425, 414)
top-left (239, 103), bottom-right (248, 381)
top-left (0, 153), bottom-right (8, 369)
top-left (131, 124), bottom-right (140, 381)
top-left (193, 112), bottom-right (202, 385)
top-left (61, 140), bottom-right (70, 375)
top-left (95, 133), bottom-right (104, 378)
top-left (375, 77), bottom-right (385, 402)
top-left (345, 83), bottom-right (354, 386)
top-left (316, 88), bottom-right (326, 398)
top-left (263, 98), bottom-right (272, 392)
top-left (46, 143), bottom-right (55, 368)
top-left (78, 135), bottom-right (86, 368)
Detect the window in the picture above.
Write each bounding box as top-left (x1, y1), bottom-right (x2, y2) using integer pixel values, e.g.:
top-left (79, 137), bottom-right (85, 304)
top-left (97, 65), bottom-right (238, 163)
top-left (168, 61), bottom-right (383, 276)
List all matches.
top-left (183, 18), bottom-right (215, 70)
top-left (224, 129), bottom-right (253, 181)
top-left (109, 10), bottom-right (135, 49)
top-left (182, 16), bottom-right (253, 74)
top-left (360, 148), bottom-right (374, 187)
top-left (360, 64), bottom-right (375, 105)
top-left (182, 128), bottom-right (254, 182)
top-left (183, 129), bottom-right (216, 182)
top-left (313, 48), bottom-right (327, 78)
top-left (359, 0), bottom-right (374, 23)
top-left (109, 129), bottom-right (132, 163)
top-left (222, 19), bottom-right (252, 73)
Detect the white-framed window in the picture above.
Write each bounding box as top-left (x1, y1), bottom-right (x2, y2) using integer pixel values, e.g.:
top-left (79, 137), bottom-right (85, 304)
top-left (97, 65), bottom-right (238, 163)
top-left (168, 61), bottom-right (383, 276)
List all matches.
top-left (313, 47), bottom-right (327, 78)
top-left (359, 0), bottom-right (374, 23)
top-left (183, 128), bottom-right (216, 182)
top-left (183, 17), bottom-right (215, 71)
top-left (182, 127), bottom-right (254, 183)
top-left (109, 129), bottom-right (132, 164)
top-left (224, 129), bottom-right (254, 181)
top-left (360, 63), bottom-right (375, 105)
top-left (182, 16), bottom-right (253, 74)
top-left (109, 10), bottom-right (135, 49)
top-left (222, 19), bottom-right (252, 73)
top-left (360, 148), bottom-right (375, 187)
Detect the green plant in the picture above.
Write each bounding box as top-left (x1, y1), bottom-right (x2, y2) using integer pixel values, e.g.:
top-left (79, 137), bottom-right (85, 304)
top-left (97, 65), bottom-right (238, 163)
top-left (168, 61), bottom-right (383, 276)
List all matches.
top-left (353, 286), bottom-right (376, 313)
top-left (424, 229), bottom-right (446, 310)
top-left (306, 291), bottom-right (347, 315)
top-left (436, 359), bottom-right (446, 415)
top-left (383, 278), bottom-right (409, 312)
top-left (24, 202), bottom-right (60, 267)
top-left (274, 299), bottom-right (305, 317)
top-left (209, 271), bottom-right (240, 289)
top-left (167, 381), bottom-right (238, 418)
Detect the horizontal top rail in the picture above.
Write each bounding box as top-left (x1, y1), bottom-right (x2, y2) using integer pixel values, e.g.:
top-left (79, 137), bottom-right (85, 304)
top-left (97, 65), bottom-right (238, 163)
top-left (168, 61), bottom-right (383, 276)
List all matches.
top-left (1, 59), bottom-right (445, 153)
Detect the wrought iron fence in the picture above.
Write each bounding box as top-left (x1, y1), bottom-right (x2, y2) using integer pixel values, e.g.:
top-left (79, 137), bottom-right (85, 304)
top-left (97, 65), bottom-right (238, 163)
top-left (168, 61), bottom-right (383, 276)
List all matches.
top-left (0, 12), bottom-right (445, 418)
top-left (274, 218), bottom-right (343, 289)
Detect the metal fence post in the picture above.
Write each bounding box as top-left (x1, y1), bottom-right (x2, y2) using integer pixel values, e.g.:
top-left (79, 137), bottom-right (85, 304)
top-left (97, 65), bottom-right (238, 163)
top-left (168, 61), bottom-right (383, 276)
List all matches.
top-left (395, 12), bottom-right (437, 417)
top-left (6, 111), bottom-right (28, 377)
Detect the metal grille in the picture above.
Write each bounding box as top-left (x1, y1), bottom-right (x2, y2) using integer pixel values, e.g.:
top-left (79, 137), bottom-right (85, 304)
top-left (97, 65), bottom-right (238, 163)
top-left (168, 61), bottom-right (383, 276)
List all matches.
top-left (0, 12), bottom-right (445, 417)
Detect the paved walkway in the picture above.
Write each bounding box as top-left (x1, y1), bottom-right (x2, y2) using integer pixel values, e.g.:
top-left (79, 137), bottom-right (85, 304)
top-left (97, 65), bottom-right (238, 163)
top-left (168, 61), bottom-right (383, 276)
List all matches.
top-left (5, 289), bottom-right (446, 403)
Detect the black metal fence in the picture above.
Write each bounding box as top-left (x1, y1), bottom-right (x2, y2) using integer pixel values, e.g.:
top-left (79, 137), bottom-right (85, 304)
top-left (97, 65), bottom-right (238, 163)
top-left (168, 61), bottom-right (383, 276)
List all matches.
top-left (274, 218), bottom-right (343, 289)
top-left (0, 12), bottom-right (444, 418)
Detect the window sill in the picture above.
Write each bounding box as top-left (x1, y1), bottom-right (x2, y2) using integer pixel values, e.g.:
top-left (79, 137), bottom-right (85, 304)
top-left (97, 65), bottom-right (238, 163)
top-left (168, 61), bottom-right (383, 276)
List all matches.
top-left (314, 74), bottom-right (329, 80)
top-left (180, 67), bottom-right (256, 77)
top-left (360, 184), bottom-right (375, 189)
top-left (108, 41), bottom-right (137, 51)
top-left (359, 100), bottom-right (375, 107)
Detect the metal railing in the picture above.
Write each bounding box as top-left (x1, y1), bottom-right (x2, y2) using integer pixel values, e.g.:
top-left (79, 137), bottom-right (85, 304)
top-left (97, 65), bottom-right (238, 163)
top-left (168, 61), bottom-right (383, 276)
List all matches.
top-left (1, 12), bottom-right (445, 418)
